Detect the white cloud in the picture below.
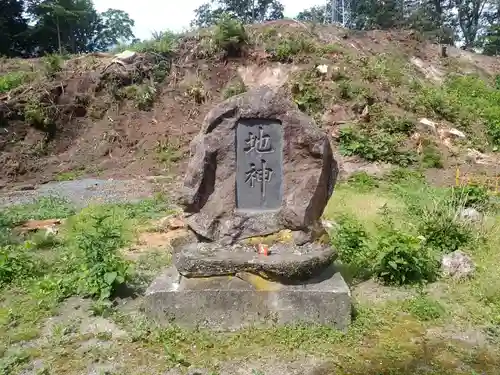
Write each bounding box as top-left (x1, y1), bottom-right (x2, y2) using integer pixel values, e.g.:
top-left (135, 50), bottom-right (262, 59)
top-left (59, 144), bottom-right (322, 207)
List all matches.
top-left (93, 0), bottom-right (326, 40)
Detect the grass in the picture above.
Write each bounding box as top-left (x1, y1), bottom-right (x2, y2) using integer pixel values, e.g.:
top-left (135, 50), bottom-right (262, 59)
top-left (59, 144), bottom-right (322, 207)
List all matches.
top-left (0, 72), bottom-right (34, 93)
top-left (1, 173), bottom-right (499, 374)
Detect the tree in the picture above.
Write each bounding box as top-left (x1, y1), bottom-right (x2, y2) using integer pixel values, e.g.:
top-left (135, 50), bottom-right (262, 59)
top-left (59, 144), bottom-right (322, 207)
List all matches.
top-left (96, 8), bottom-right (135, 49)
top-left (296, 5), bottom-right (328, 23)
top-left (191, 0), bottom-right (284, 27)
top-left (0, 0), bottom-right (30, 56)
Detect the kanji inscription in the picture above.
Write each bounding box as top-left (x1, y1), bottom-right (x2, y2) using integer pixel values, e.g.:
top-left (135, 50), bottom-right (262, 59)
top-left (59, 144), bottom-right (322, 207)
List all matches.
top-left (236, 119), bottom-right (283, 211)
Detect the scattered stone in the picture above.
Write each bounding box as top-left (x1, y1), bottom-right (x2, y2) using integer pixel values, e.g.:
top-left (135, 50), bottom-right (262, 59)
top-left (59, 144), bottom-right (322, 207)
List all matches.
top-left (316, 64), bottom-right (328, 74)
top-left (321, 219), bottom-right (337, 230)
top-left (360, 105), bottom-right (370, 122)
top-left (418, 118), bottom-right (438, 134)
top-left (113, 50), bottom-right (137, 64)
top-left (166, 217), bottom-right (186, 230)
top-left (441, 250), bottom-right (475, 279)
top-left (459, 207), bottom-right (483, 223)
top-left (448, 127), bottom-right (466, 139)
top-left (466, 148), bottom-right (496, 165)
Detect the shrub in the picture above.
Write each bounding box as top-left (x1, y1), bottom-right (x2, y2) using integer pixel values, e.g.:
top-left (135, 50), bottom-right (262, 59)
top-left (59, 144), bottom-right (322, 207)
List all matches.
top-left (346, 172), bottom-right (379, 191)
top-left (42, 54), bottom-right (63, 77)
top-left (0, 72), bottom-right (33, 93)
top-left (373, 220), bottom-right (440, 285)
top-left (267, 37), bottom-right (315, 62)
top-left (339, 127), bottom-right (416, 167)
top-left (331, 214), bottom-right (370, 265)
top-left (420, 140), bottom-right (443, 169)
top-left (0, 243), bottom-right (40, 287)
top-left (64, 206), bottom-right (131, 300)
top-left (213, 14), bottom-right (248, 56)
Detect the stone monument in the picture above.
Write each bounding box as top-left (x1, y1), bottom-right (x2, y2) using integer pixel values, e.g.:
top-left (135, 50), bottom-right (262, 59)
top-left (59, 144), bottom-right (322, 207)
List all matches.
top-left (145, 85), bottom-right (351, 331)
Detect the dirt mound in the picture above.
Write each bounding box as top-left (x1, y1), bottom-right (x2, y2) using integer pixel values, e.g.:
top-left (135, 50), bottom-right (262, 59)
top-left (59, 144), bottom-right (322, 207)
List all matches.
top-left (0, 23), bottom-right (499, 188)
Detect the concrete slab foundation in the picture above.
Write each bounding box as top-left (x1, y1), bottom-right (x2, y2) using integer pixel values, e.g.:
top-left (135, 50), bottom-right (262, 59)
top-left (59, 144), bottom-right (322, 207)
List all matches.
top-left (144, 265), bottom-right (351, 331)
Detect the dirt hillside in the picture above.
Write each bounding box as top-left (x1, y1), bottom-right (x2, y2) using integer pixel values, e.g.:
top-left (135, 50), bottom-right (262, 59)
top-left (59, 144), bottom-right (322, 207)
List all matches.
top-left (1, 20), bottom-right (499, 189)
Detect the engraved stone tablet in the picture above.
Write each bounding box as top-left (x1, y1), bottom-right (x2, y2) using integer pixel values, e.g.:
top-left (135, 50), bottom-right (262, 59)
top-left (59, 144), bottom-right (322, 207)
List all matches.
top-left (236, 119), bottom-right (283, 211)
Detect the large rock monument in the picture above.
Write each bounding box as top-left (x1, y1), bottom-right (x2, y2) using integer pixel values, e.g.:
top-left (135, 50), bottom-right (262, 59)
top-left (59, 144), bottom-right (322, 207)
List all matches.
top-left (145, 86), bottom-right (351, 331)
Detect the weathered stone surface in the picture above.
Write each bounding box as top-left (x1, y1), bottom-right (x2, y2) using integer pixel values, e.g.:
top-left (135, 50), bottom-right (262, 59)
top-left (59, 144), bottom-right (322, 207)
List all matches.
top-left (173, 242), bottom-right (337, 281)
top-left (179, 85), bottom-right (337, 244)
top-left (441, 250), bottom-right (475, 279)
top-left (145, 265), bottom-right (351, 331)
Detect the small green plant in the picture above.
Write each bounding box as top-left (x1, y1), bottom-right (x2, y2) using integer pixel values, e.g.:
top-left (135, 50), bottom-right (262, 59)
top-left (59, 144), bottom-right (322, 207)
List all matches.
top-left (418, 200), bottom-right (474, 253)
top-left (291, 72), bottom-right (324, 116)
top-left (403, 294), bottom-right (446, 321)
top-left (267, 37), bottom-right (315, 62)
top-left (155, 139), bottom-right (183, 170)
top-left (449, 185), bottom-right (490, 211)
top-left (24, 98), bottom-right (51, 129)
top-left (0, 243), bottom-right (40, 287)
top-left (135, 83), bottom-right (157, 110)
top-left (223, 80), bottom-right (247, 99)
top-left (346, 172), bottom-right (379, 191)
top-left (0, 72), bottom-right (33, 93)
top-left (373, 215), bottom-right (440, 285)
top-left (213, 14), bottom-right (248, 56)
top-left (64, 206), bottom-right (131, 300)
top-left (42, 54), bottom-right (63, 77)
top-left (339, 127), bottom-right (416, 167)
top-left (186, 83), bottom-right (206, 104)
top-left (420, 139), bottom-right (443, 168)
top-left (331, 214), bottom-right (370, 269)
top-left (56, 169), bottom-right (85, 181)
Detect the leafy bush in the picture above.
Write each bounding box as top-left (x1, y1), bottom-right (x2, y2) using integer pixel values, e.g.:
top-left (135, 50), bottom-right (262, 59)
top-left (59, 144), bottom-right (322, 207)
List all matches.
top-left (64, 206), bottom-right (131, 300)
top-left (290, 71), bottom-right (324, 116)
top-left (420, 140), bottom-right (443, 168)
top-left (331, 214), bottom-right (370, 265)
top-left (213, 14), bottom-right (248, 56)
top-left (42, 54), bottom-right (63, 77)
top-left (339, 127), bottom-right (416, 167)
top-left (0, 72), bottom-right (33, 93)
top-left (346, 172), bottom-right (379, 192)
top-left (0, 243), bottom-right (41, 287)
top-left (267, 37), bottom-right (315, 62)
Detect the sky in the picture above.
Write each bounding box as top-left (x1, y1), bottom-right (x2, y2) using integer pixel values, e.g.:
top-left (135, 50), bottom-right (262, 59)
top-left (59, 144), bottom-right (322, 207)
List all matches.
top-left (93, 0), bottom-right (325, 41)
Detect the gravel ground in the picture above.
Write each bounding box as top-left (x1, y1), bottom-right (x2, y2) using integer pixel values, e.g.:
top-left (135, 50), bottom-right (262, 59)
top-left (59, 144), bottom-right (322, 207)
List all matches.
top-left (0, 178), bottom-right (159, 208)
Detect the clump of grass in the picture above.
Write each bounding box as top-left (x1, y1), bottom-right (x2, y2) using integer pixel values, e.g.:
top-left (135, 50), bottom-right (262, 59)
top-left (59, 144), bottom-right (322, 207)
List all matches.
top-left (213, 14), bottom-right (248, 57)
top-left (403, 294), bottom-right (446, 321)
top-left (223, 79), bottom-right (247, 99)
top-left (420, 139), bottom-right (444, 168)
top-left (155, 138), bottom-right (183, 171)
top-left (346, 172), bottom-right (380, 192)
top-left (267, 37), bottom-right (316, 63)
top-left (290, 70), bottom-right (325, 116)
top-left (185, 82), bottom-right (207, 104)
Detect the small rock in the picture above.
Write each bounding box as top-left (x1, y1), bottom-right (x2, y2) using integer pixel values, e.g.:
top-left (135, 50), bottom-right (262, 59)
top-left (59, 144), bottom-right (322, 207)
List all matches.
top-left (418, 118), bottom-right (438, 134)
top-left (448, 128), bottom-right (466, 139)
top-left (441, 250), bottom-right (475, 279)
top-left (316, 64), bottom-right (328, 74)
top-left (16, 219), bottom-right (63, 235)
top-left (113, 50), bottom-right (137, 64)
top-left (459, 207), bottom-right (483, 223)
top-left (167, 217), bottom-right (186, 230)
top-left (187, 368), bottom-right (210, 375)
top-left (321, 219), bottom-right (337, 230)
top-left (360, 105), bottom-right (370, 122)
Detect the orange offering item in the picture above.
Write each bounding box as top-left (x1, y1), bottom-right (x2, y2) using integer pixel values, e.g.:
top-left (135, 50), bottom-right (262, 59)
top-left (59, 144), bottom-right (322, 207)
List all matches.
top-left (257, 243), bottom-right (269, 256)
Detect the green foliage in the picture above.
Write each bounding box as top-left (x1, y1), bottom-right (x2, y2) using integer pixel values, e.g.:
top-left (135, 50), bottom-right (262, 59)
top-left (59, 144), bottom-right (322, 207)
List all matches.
top-left (0, 72), bottom-right (33, 93)
top-left (290, 70), bottom-right (325, 116)
top-left (373, 222), bottom-right (440, 285)
top-left (418, 200), bottom-right (474, 254)
top-left (267, 37), bottom-right (315, 62)
top-left (135, 84), bottom-right (158, 110)
top-left (223, 80), bottom-right (247, 99)
top-left (155, 139), bottom-right (184, 170)
top-left (42, 54), bottom-right (62, 77)
top-left (403, 294), bottom-right (445, 321)
top-left (331, 214), bottom-right (371, 276)
top-left (213, 14), bottom-right (248, 56)
top-left (127, 31), bottom-right (178, 56)
top-left (0, 243), bottom-right (40, 287)
top-left (449, 185), bottom-right (490, 211)
top-left (339, 127), bottom-right (416, 166)
top-left (411, 74), bottom-right (500, 146)
top-left (346, 172), bottom-right (379, 191)
top-left (64, 206), bottom-right (131, 299)
top-left (420, 140), bottom-right (443, 169)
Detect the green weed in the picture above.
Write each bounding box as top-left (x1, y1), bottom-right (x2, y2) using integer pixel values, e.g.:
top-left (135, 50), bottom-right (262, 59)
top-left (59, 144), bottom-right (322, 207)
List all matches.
top-left (267, 37), bottom-right (315, 62)
top-left (41, 54), bottom-right (63, 78)
top-left (0, 72), bottom-right (33, 93)
top-left (213, 14), bottom-right (248, 57)
top-left (223, 79), bottom-right (247, 99)
top-left (403, 294), bottom-right (446, 321)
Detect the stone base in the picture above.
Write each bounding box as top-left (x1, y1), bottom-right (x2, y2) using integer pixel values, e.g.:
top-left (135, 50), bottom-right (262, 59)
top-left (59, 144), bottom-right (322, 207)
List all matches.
top-left (144, 265), bottom-right (351, 331)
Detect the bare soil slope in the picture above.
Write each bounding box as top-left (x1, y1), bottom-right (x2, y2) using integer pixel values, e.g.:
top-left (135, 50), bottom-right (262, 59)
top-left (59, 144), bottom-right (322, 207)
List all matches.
top-left (1, 21), bottom-right (499, 188)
